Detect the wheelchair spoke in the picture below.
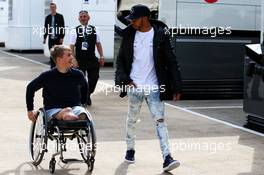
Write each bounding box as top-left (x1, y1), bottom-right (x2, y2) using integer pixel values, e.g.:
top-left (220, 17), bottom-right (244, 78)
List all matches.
top-left (78, 129), bottom-right (91, 161)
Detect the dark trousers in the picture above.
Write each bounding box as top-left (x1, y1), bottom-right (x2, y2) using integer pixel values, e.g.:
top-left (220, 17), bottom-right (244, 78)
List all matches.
top-left (79, 62), bottom-right (100, 101)
top-left (48, 38), bottom-right (61, 68)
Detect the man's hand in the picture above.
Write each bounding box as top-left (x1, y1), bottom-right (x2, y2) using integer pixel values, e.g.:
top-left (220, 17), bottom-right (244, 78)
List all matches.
top-left (72, 58), bottom-right (79, 68)
top-left (59, 38), bottom-right (64, 44)
top-left (128, 81), bottom-right (137, 88)
top-left (173, 93), bottom-right (181, 101)
top-left (27, 110), bottom-right (38, 122)
top-left (99, 57), bottom-right (105, 67)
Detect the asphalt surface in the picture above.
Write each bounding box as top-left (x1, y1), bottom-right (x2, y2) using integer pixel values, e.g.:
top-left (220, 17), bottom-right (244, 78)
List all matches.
top-left (0, 49), bottom-right (263, 175)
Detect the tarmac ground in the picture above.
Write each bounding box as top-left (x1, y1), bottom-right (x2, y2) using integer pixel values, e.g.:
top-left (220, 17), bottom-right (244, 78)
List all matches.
top-left (0, 50), bottom-right (263, 175)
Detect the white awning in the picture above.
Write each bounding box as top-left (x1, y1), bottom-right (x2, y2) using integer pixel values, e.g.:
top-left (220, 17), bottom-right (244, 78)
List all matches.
top-left (118, 0), bottom-right (158, 11)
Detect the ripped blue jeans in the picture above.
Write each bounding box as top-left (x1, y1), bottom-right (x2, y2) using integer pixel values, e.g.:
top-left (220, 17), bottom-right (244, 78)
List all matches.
top-left (126, 88), bottom-right (171, 160)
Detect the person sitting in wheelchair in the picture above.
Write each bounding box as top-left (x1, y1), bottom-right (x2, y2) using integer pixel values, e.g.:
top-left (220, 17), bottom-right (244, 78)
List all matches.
top-left (26, 45), bottom-right (88, 122)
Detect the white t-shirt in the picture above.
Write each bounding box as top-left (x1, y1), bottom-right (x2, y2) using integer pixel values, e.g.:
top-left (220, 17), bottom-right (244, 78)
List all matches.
top-left (130, 27), bottom-right (158, 88)
top-left (69, 25), bottom-right (100, 45)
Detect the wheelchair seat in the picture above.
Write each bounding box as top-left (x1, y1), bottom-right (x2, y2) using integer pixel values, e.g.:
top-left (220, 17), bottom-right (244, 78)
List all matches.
top-left (49, 120), bottom-right (91, 130)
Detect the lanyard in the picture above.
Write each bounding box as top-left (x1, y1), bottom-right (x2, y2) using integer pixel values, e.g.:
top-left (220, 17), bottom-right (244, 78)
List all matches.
top-left (83, 26), bottom-right (88, 42)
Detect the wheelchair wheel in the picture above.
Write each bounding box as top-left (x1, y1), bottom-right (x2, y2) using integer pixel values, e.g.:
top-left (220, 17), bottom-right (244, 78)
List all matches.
top-left (49, 158), bottom-right (56, 173)
top-left (29, 109), bottom-right (47, 166)
top-left (77, 121), bottom-right (96, 172)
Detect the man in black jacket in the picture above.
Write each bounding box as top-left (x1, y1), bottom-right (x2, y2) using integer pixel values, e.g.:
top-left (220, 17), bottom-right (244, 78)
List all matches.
top-left (115, 4), bottom-right (182, 172)
top-left (43, 2), bottom-right (65, 68)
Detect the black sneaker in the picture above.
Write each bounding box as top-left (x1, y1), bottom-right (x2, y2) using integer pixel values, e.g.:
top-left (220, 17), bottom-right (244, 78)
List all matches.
top-left (163, 155), bottom-right (180, 172)
top-left (125, 149), bottom-right (135, 163)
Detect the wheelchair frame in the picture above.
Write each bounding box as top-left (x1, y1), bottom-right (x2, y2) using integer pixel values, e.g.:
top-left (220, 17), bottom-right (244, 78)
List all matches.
top-left (29, 108), bottom-right (96, 173)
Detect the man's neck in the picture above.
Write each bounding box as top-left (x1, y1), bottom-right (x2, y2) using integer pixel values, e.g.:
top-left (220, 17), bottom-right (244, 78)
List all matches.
top-left (138, 22), bottom-right (152, 32)
top-left (56, 66), bottom-right (69, 73)
top-left (51, 12), bottom-right (57, 16)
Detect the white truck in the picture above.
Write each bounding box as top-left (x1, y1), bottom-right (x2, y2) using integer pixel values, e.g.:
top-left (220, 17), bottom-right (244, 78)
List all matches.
top-left (159, 0), bottom-right (261, 31)
top-left (157, 0), bottom-right (262, 98)
top-left (0, 0), bottom-right (9, 46)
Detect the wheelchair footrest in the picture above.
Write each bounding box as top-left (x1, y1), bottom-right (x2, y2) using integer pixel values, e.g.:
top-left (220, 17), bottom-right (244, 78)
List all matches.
top-left (62, 158), bottom-right (83, 164)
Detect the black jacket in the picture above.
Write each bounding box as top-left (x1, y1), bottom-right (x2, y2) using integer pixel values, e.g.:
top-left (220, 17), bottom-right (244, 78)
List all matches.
top-left (44, 13), bottom-right (65, 40)
top-left (115, 19), bottom-right (182, 100)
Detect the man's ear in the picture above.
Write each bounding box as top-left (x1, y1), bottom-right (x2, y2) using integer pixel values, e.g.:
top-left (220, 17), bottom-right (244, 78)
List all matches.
top-left (56, 57), bottom-right (61, 63)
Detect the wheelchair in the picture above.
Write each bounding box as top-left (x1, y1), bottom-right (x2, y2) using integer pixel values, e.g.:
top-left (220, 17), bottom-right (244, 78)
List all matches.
top-left (29, 108), bottom-right (96, 173)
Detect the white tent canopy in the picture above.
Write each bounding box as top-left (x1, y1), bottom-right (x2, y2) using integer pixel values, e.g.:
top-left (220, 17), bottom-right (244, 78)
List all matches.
top-left (118, 0), bottom-right (158, 11)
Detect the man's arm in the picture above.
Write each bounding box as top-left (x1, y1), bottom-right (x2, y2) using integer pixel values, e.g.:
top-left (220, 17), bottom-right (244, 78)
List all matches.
top-left (26, 73), bottom-right (45, 121)
top-left (96, 42), bottom-right (104, 66)
top-left (80, 72), bottom-right (88, 105)
top-left (59, 14), bottom-right (65, 43)
top-left (43, 15), bottom-right (49, 44)
top-left (162, 33), bottom-right (182, 100)
top-left (115, 37), bottom-right (133, 86)
top-left (70, 44), bottom-right (75, 57)
top-left (69, 29), bottom-right (78, 68)
top-left (69, 28), bottom-right (77, 56)
top-left (70, 44), bottom-right (78, 68)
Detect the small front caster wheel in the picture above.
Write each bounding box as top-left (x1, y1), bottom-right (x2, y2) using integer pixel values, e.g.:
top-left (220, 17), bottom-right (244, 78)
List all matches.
top-left (49, 158), bottom-right (56, 173)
